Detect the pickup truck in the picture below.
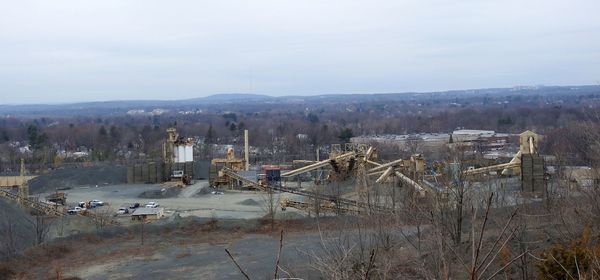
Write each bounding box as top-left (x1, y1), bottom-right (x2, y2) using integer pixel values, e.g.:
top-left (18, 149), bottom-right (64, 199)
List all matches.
top-left (67, 207), bottom-right (85, 215)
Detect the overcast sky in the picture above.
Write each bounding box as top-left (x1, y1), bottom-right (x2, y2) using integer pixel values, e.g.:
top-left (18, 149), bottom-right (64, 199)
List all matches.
top-left (1, 0), bottom-right (599, 104)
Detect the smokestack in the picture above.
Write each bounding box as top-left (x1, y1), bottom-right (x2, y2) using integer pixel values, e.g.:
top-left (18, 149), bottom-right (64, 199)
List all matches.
top-left (244, 129), bottom-right (249, 171)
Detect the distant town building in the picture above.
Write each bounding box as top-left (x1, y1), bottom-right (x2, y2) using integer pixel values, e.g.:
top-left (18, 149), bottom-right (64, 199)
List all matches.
top-left (451, 129), bottom-right (496, 142)
top-left (351, 133), bottom-right (450, 146)
top-left (351, 129), bottom-right (519, 156)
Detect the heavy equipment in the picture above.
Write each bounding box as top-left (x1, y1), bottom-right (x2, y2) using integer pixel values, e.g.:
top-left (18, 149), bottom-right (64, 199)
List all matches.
top-left (220, 143), bottom-right (432, 215)
top-left (462, 130), bottom-right (545, 191)
top-left (0, 189), bottom-right (65, 216)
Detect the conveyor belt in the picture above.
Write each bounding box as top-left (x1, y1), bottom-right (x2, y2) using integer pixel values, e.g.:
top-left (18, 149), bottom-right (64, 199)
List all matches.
top-left (0, 189), bottom-right (65, 216)
top-left (221, 167), bottom-right (388, 212)
top-left (280, 198), bottom-right (360, 214)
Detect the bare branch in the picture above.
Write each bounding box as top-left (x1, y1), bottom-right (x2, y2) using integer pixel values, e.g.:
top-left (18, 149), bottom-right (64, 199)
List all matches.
top-left (364, 249), bottom-right (376, 280)
top-left (476, 210), bottom-right (518, 273)
top-left (225, 248), bottom-right (251, 280)
top-left (471, 193), bottom-right (494, 279)
top-left (484, 251), bottom-right (529, 280)
top-left (274, 229), bottom-right (284, 279)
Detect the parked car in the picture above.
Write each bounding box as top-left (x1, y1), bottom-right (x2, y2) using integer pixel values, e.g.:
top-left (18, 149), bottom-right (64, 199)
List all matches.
top-left (68, 207), bottom-right (85, 215)
top-left (116, 207), bottom-right (129, 215)
top-left (145, 201), bottom-right (159, 208)
top-left (171, 170), bottom-right (184, 178)
top-left (91, 199), bottom-right (104, 206)
top-left (129, 203), bottom-right (140, 209)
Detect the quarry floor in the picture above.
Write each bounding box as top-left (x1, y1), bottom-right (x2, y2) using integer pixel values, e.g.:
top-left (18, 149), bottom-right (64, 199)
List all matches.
top-left (5, 168), bottom-right (528, 279)
top-left (40, 180), bottom-right (306, 222)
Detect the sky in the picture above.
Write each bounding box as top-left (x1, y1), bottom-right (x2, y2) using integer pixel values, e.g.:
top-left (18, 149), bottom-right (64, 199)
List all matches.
top-left (1, 0), bottom-right (599, 104)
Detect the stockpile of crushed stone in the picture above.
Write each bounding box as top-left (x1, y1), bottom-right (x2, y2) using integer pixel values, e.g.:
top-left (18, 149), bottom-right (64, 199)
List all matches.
top-left (236, 198), bottom-right (260, 206)
top-left (28, 165), bottom-right (127, 194)
top-left (138, 187), bottom-right (181, 199)
top-left (194, 186), bottom-right (214, 196)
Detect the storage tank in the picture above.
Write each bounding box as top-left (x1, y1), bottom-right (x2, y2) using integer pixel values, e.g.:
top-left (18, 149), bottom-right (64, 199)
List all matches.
top-left (174, 145), bottom-right (183, 163)
top-left (185, 145), bottom-right (193, 162)
top-left (173, 144), bottom-right (194, 163)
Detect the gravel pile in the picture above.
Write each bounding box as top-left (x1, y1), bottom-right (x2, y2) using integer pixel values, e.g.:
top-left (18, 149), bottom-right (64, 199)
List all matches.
top-left (138, 187), bottom-right (181, 199)
top-left (194, 186), bottom-right (214, 196)
top-left (28, 165), bottom-right (127, 194)
top-left (236, 198), bottom-right (260, 206)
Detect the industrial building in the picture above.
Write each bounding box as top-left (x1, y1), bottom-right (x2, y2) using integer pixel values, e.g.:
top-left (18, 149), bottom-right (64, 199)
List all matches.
top-left (131, 207), bottom-right (164, 221)
top-left (127, 128), bottom-right (204, 184)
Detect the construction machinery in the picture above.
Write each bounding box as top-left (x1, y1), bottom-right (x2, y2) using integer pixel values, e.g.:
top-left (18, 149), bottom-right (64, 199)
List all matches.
top-left (0, 189), bottom-right (65, 216)
top-left (366, 154), bottom-right (429, 195)
top-left (209, 129), bottom-right (252, 189)
top-left (282, 143), bottom-right (375, 181)
top-left (462, 130), bottom-right (545, 191)
top-left (279, 198), bottom-right (360, 215)
top-left (45, 192), bottom-right (67, 205)
top-left (128, 128), bottom-right (197, 185)
top-left (0, 159), bottom-right (33, 205)
top-left (170, 170), bottom-right (192, 186)
top-left (282, 144), bottom-right (430, 194)
top-left (0, 189), bottom-right (120, 225)
top-left (220, 166), bottom-right (387, 213)
top-left (209, 148), bottom-right (246, 189)
top-left (220, 143), bottom-right (431, 215)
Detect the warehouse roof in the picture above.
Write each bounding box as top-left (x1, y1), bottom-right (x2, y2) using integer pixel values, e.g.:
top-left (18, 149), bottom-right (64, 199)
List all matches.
top-left (132, 207), bottom-right (163, 216)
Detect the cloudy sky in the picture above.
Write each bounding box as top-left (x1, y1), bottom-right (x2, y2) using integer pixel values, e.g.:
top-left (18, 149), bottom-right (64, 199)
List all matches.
top-left (1, 0), bottom-right (599, 104)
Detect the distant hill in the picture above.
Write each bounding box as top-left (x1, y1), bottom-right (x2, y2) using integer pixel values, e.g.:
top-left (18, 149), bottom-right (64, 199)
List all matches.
top-left (1, 85), bottom-right (599, 116)
top-left (190, 93), bottom-right (275, 103)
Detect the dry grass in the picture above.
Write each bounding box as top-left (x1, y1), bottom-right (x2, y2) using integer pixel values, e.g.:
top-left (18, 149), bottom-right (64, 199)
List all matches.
top-left (0, 264), bottom-right (16, 280)
top-left (0, 216), bottom-right (373, 279)
top-left (175, 252), bottom-right (192, 259)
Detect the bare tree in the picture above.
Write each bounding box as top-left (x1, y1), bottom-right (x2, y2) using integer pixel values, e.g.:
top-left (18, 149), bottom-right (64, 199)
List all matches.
top-left (0, 216), bottom-right (18, 259)
top-left (90, 207), bottom-right (114, 231)
top-left (25, 215), bottom-right (53, 246)
top-left (261, 187), bottom-right (280, 230)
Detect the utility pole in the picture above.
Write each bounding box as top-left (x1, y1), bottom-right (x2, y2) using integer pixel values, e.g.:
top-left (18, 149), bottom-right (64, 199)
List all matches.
top-left (140, 220), bottom-right (145, 246)
top-left (244, 130), bottom-right (249, 171)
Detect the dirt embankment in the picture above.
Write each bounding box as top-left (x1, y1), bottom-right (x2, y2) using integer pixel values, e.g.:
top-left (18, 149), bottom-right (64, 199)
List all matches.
top-left (28, 165), bottom-right (127, 194)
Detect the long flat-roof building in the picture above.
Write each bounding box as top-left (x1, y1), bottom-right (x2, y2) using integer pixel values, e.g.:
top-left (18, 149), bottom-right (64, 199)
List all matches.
top-left (451, 129), bottom-right (496, 142)
top-left (351, 129), bottom-right (518, 155)
top-left (350, 133), bottom-right (450, 148)
top-left (131, 207), bottom-right (164, 221)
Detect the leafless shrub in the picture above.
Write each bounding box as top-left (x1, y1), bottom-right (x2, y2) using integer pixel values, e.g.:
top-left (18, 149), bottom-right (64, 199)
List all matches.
top-left (261, 187), bottom-right (280, 231)
top-left (25, 215), bottom-right (54, 246)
